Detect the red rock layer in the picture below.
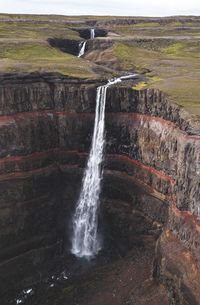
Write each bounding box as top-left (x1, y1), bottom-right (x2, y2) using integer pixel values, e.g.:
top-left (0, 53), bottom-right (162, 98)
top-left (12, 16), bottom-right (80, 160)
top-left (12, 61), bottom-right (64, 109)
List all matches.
top-left (0, 81), bottom-right (199, 302)
top-left (0, 110), bottom-right (199, 233)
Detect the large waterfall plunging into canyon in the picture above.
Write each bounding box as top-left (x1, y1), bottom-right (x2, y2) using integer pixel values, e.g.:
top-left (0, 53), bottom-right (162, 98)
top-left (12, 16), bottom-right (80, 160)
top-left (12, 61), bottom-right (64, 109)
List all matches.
top-left (71, 75), bottom-right (137, 258)
top-left (71, 78), bottom-right (120, 257)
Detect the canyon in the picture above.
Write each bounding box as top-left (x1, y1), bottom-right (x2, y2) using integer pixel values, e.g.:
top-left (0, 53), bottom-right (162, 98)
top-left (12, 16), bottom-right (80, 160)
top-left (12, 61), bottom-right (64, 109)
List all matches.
top-left (0, 14), bottom-right (200, 305)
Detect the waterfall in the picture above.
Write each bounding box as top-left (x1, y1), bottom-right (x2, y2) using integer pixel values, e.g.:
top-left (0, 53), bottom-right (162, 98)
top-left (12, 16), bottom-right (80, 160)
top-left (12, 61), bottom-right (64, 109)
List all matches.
top-left (78, 28), bottom-right (94, 58)
top-left (78, 41), bottom-right (86, 57)
top-left (90, 28), bottom-right (95, 39)
top-left (71, 75), bottom-right (137, 258)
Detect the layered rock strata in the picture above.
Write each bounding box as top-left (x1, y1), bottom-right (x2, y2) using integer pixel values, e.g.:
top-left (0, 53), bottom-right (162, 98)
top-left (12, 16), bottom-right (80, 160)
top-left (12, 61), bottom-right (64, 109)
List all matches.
top-left (0, 74), bottom-right (199, 304)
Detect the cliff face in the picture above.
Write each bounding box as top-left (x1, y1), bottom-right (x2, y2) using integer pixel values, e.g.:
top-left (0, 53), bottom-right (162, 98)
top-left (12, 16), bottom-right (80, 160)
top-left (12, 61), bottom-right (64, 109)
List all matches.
top-left (0, 75), bottom-right (97, 296)
top-left (0, 74), bottom-right (199, 304)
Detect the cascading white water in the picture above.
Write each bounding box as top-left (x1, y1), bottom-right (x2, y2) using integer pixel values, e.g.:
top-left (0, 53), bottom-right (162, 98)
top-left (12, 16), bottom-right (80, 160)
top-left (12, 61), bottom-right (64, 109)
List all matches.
top-left (78, 41), bottom-right (86, 57)
top-left (90, 28), bottom-right (95, 39)
top-left (78, 28), bottom-right (94, 58)
top-left (71, 75), bottom-right (137, 258)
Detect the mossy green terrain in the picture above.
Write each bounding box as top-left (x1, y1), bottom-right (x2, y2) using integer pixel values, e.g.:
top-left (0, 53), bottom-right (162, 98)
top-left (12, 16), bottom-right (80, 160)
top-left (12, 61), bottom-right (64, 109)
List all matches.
top-left (0, 41), bottom-right (96, 77)
top-left (112, 18), bottom-right (200, 37)
top-left (112, 39), bottom-right (200, 114)
top-left (0, 14), bottom-right (199, 115)
top-left (0, 21), bottom-right (80, 39)
top-left (0, 15), bottom-right (97, 78)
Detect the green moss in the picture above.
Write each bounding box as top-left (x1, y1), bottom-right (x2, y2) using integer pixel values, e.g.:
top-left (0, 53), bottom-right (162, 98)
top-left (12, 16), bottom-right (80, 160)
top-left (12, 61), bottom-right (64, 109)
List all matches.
top-left (0, 15), bottom-right (91, 78)
top-left (160, 42), bottom-right (186, 56)
top-left (168, 21), bottom-right (182, 27)
top-left (113, 42), bottom-right (158, 73)
top-left (113, 43), bottom-right (136, 69)
top-left (0, 42), bottom-right (95, 78)
top-left (132, 81), bottom-right (147, 90)
top-left (134, 22), bottom-right (160, 27)
top-left (0, 18), bottom-right (97, 78)
top-left (113, 39), bottom-right (200, 114)
top-left (113, 19), bottom-right (200, 37)
top-left (1, 43), bottom-right (60, 60)
top-left (0, 21), bottom-right (80, 40)
top-left (132, 76), bottom-right (163, 91)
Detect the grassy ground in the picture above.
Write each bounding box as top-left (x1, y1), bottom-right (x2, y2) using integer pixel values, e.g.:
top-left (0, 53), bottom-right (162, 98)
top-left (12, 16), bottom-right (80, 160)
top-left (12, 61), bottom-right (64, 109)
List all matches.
top-left (0, 15), bottom-right (97, 78)
top-left (112, 39), bottom-right (200, 114)
top-left (0, 41), bottom-right (96, 77)
top-left (0, 14), bottom-right (199, 115)
top-left (113, 24), bottom-right (200, 37)
top-left (0, 21), bottom-right (80, 39)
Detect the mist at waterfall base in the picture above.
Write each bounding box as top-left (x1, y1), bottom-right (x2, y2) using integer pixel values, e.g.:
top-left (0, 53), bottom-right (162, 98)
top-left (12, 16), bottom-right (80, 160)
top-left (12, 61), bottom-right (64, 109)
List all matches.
top-left (71, 75), bottom-right (137, 259)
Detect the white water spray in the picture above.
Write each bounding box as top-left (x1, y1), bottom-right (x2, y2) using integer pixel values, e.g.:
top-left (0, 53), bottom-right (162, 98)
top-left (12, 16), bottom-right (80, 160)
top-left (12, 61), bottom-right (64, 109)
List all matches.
top-left (78, 41), bottom-right (86, 57)
top-left (90, 28), bottom-right (95, 39)
top-left (71, 74), bottom-right (137, 258)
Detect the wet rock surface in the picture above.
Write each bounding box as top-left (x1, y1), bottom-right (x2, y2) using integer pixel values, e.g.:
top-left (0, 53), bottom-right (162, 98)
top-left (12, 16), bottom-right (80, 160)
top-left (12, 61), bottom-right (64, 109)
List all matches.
top-left (4, 241), bottom-right (170, 305)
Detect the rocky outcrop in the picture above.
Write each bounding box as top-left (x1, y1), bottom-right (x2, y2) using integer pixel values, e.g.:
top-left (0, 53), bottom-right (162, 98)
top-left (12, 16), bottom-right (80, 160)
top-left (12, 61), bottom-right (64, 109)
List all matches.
top-left (85, 39), bottom-right (114, 53)
top-left (46, 29), bottom-right (108, 56)
top-left (47, 38), bottom-right (80, 55)
top-left (0, 74), bottom-right (98, 298)
top-left (95, 16), bottom-right (200, 27)
top-left (0, 73), bottom-right (199, 304)
top-left (73, 28), bottom-right (108, 39)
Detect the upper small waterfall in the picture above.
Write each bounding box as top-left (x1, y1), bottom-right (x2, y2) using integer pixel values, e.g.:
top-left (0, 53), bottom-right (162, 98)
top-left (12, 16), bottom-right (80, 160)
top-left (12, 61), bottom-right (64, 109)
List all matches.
top-left (90, 28), bottom-right (95, 39)
top-left (78, 41), bottom-right (86, 57)
top-left (71, 74), bottom-right (137, 258)
top-left (78, 28), bottom-right (95, 57)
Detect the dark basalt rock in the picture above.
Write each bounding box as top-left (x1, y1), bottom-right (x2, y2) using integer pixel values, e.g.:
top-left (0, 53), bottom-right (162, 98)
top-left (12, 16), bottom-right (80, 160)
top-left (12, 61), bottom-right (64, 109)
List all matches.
top-left (47, 38), bottom-right (80, 55)
top-left (95, 16), bottom-right (200, 27)
top-left (0, 74), bottom-right (199, 305)
top-left (72, 27), bottom-right (108, 39)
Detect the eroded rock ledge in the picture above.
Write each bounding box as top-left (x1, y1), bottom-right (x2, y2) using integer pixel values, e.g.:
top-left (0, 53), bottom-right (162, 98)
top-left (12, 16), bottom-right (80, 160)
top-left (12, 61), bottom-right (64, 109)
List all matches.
top-left (0, 74), bottom-right (199, 304)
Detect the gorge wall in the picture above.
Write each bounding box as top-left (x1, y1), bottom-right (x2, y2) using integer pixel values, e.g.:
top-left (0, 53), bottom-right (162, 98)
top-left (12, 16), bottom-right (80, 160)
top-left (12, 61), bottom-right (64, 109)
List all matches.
top-left (0, 74), bottom-right (199, 304)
